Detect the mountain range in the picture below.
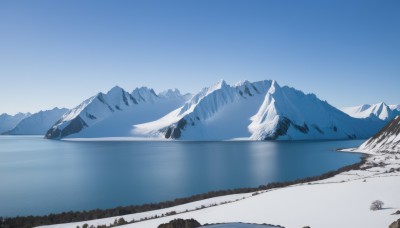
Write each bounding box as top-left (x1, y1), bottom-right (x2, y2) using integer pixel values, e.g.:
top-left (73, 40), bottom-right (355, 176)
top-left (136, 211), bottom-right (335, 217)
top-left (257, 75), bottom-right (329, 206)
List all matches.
top-left (1, 79), bottom-right (398, 140)
top-left (0, 108), bottom-right (68, 135)
top-left (132, 80), bottom-right (387, 140)
top-left (389, 104), bottom-right (400, 111)
top-left (45, 87), bottom-right (191, 139)
top-left (340, 103), bottom-right (400, 121)
top-left (4, 108), bottom-right (69, 135)
top-left (0, 112), bottom-right (31, 134)
top-left (40, 79), bottom-right (396, 141)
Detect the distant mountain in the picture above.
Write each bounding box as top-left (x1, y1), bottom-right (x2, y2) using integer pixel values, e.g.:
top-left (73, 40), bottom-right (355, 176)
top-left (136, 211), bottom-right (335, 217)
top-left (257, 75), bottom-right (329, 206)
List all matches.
top-left (5, 108), bottom-right (69, 135)
top-left (45, 86), bottom-right (191, 139)
top-left (358, 115), bottom-right (400, 153)
top-left (0, 112), bottom-right (31, 134)
top-left (390, 104), bottom-right (400, 111)
top-left (133, 80), bottom-right (385, 140)
top-left (340, 103), bottom-right (400, 121)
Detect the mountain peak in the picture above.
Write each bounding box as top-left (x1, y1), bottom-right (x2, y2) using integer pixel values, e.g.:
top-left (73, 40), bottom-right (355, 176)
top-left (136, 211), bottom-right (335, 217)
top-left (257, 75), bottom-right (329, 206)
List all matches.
top-left (374, 102), bottom-right (387, 109)
top-left (341, 102), bottom-right (400, 121)
top-left (213, 79), bottom-right (228, 89)
top-left (132, 86), bottom-right (157, 95)
top-left (234, 80), bottom-right (251, 87)
top-left (131, 86), bottom-right (159, 103)
top-left (271, 79), bottom-right (281, 87)
top-left (0, 112), bottom-right (32, 134)
top-left (107, 86), bottom-right (125, 95)
top-left (218, 78), bottom-right (227, 85)
top-left (5, 108), bottom-right (69, 135)
top-left (267, 80), bottom-right (282, 95)
top-left (359, 104), bottom-right (372, 112)
top-left (159, 88), bottom-right (183, 99)
top-left (202, 79), bottom-right (229, 96)
top-left (390, 104), bottom-right (400, 111)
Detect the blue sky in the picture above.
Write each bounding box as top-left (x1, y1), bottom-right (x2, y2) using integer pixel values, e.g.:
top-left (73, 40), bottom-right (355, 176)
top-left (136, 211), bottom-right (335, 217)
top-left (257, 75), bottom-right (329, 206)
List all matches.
top-left (0, 0), bottom-right (399, 114)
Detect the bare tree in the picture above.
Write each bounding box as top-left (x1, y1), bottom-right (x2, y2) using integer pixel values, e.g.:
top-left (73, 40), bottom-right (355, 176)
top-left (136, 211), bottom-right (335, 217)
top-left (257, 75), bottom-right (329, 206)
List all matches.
top-left (370, 200), bottom-right (384, 210)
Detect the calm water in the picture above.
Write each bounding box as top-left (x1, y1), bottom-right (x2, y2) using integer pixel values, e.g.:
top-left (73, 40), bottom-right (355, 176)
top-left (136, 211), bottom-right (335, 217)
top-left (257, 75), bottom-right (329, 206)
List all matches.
top-left (0, 136), bottom-right (363, 217)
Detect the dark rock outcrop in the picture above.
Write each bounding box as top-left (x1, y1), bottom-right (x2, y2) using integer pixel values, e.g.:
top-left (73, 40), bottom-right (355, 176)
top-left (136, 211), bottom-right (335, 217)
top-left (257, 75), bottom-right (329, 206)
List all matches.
top-left (163, 118), bottom-right (188, 139)
top-left (389, 219), bottom-right (400, 228)
top-left (360, 115), bottom-right (400, 152)
top-left (45, 116), bottom-right (88, 139)
top-left (158, 218), bottom-right (201, 228)
top-left (262, 117), bottom-right (291, 140)
top-left (370, 115), bottom-right (400, 145)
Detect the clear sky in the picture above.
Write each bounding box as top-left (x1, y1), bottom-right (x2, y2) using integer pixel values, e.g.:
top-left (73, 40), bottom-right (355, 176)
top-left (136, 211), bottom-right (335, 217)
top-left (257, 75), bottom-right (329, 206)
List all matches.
top-left (0, 0), bottom-right (399, 114)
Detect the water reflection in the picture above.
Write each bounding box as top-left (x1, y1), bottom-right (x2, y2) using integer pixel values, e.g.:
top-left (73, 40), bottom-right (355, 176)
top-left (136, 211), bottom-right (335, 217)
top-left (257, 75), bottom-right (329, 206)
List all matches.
top-left (248, 142), bottom-right (279, 185)
top-left (0, 136), bottom-right (362, 216)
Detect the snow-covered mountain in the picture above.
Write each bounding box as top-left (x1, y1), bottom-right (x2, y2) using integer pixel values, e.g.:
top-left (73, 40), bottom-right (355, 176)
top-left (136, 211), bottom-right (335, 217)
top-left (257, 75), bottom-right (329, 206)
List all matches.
top-left (340, 103), bottom-right (400, 121)
top-left (5, 108), bottom-right (69, 135)
top-left (133, 80), bottom-right (385, 140)
top-left (358, 115), bottom-right (400, 153)
top-left (0, 112), bottom-right (31, 134)
top-left (45, 86), bottom-right (191, 139)
top-left (390, 104), bottom-right (400, 111)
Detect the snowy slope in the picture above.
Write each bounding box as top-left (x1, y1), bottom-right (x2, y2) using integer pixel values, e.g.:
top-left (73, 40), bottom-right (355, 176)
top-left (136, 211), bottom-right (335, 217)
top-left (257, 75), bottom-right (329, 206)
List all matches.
top-left (134, 80), bottom-right (385, 140)
top-left (45, 86), bottom-right (190, 139)
top-left (340, 102), bottom-right (400, 121)
top-left (5, 108), bottom-right (69, 135)
top-left (133, 80), bottom-right (272, 140)
top-left (0, 112), bottom-right (31, 134)
top-left (249, 82), bottom-right (384, 140)
top-left (358, 115), bottom-right (400, 153)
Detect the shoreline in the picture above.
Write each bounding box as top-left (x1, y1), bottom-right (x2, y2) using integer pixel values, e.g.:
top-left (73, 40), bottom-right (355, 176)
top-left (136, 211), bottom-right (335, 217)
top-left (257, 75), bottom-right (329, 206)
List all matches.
top-left (72, 148), bottom-right (398, 228)
top-left (1, 149), bottom-right (368, 228)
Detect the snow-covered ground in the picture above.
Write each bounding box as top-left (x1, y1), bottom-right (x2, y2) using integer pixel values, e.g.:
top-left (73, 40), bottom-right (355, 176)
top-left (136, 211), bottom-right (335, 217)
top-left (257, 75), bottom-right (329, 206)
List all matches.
top-left (39, 149), bottom-right (400, 228)
top-left (201, 224), bottom-right (278, 228)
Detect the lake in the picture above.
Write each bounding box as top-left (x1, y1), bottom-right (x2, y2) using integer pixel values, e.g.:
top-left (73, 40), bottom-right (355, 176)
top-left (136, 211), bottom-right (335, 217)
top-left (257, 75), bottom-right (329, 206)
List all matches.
top-left (0, 136), bottom-right (363, 217)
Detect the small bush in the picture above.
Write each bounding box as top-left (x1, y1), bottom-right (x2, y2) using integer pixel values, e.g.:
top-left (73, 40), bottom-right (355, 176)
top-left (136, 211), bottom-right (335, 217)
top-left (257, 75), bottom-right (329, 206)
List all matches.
top-left (117, 217), bottom-right (127, 225)
top-left (370, 200), bottom-right (384, 211)
top-left (165, 211), bottom-right (177, 216)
